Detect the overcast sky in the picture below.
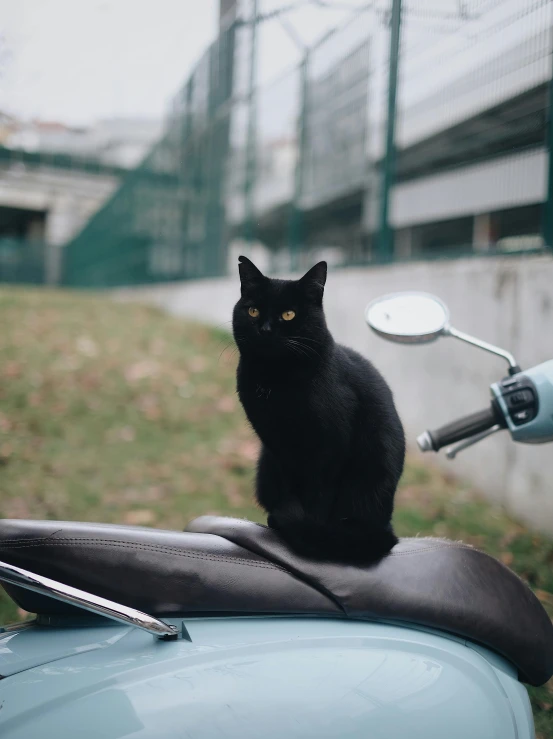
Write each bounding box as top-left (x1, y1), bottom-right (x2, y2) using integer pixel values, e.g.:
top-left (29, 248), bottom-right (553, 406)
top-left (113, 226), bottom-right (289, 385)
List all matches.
top-left (0, 0), bottom-right (218, 125)
top-left (0, 0), bottom-right (372, 126)
top-left (0, 1), bottom-right (529, 128)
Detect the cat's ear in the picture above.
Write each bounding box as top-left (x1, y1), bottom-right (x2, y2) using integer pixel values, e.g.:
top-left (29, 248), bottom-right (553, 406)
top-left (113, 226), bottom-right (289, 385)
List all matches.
top-left (300, 261), bottom-right (327, 304)
top-left (238, 255), bottom-right (265, 294)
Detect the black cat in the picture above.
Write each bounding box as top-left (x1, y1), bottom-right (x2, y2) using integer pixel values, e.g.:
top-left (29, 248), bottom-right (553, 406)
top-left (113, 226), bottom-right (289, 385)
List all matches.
top-left (232, 256), bottom-right (405, 563)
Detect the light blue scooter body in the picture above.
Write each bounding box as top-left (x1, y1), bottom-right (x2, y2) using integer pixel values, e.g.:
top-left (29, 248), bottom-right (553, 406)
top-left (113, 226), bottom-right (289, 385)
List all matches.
top-left (492, 359), bottom-right (553, 444)
top-left (0, 616), bottom-right (534, 739)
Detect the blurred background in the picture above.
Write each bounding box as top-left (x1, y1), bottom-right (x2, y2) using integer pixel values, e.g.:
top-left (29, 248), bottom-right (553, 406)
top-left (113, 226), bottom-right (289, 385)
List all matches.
top-left (0, 0), bottom-right (553, 729)
top-left (1, 0), bottom-right (552, 284)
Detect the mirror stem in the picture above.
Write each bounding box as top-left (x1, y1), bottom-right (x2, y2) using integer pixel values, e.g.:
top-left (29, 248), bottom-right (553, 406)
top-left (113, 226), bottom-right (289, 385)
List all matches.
top-left (444, 326), bottom-right (521, 375)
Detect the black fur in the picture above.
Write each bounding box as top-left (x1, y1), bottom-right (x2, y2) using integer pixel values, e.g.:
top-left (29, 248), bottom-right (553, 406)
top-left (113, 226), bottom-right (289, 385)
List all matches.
top-left (233, 256), bottom-right (405, 563)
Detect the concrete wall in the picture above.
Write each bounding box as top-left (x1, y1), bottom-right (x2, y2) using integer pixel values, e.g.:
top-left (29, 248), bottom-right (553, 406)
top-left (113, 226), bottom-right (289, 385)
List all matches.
top-left (391, 149), bottom-right (547, 229)
top-left (0, 165), bottom-right (119, 284)
top-left (114, 253), bottom-right (553, 534)
top-left (0, 167), bottom-right (118, 245)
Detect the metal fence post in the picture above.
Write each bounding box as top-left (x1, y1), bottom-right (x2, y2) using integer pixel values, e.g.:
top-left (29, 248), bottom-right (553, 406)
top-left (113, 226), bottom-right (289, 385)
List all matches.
top-left (243, 0), bottom-right (258, 248)
top-left (289, 52), bottom-right (308, 272)
top-left (377, 0), bottom-right (402, 262)
top-left (543, 34), bottom-right (553, 251)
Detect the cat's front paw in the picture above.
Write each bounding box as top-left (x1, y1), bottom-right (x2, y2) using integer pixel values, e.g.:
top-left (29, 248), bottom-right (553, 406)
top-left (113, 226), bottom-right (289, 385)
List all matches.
top-left (267, 513), bottom-right (283, 531)
top-left (266, 498), bottom-right (304, 530)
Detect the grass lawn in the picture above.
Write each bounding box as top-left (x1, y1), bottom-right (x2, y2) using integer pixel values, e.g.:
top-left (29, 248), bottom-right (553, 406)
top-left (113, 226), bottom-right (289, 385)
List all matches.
top-left (1, 286), bottom-right (552, 735)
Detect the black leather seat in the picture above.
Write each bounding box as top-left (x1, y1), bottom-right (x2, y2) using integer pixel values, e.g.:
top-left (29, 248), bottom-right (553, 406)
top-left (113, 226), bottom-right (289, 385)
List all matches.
top-left (0, 516), bottom-right (551, 686)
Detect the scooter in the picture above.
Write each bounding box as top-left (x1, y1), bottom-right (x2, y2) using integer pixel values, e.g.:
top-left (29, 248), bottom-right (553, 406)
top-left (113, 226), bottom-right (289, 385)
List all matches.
top-left (0, 291), bottom-right (551, 739)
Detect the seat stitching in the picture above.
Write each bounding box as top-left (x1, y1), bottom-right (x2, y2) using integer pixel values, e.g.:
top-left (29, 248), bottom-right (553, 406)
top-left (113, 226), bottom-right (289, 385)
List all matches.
top-left (0, 535), bottom-right (280, 565)
top-left (0, 539), bottom-right (476, 559)
top-left (0, 540), bottom-right (290, 573)
top-left (0, 540), bottom-right (287, 572)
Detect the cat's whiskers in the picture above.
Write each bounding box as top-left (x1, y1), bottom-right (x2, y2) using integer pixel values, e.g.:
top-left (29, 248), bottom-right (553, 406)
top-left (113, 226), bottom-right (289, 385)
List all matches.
top-left (287, 336), bottom-right (324, 346)
top-left (219, 334), bottom-right (247, 364)
top-left (285, 340), bottom-right (317, 361)
top-left (287, 340), bottom-right (312, 356)
top-left (218, 342), bottom-right (236, 362)
top-left (285, 338), bottom-right (322, 360)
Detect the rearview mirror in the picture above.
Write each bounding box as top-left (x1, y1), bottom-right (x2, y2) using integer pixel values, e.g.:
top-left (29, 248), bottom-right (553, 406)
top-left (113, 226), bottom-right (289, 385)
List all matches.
top-left (365, 292), bottom-right (449, 345)
top-left (365, 291), bottom-right (520, 374)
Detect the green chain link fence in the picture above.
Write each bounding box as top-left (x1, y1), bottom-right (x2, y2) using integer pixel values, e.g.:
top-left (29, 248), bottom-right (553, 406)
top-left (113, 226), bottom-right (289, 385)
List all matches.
top-left (0, 238), bottom-right (46, 284)
top-left (63, 21), bottom-right (237, 287)
top-left (3, 0), bottom-right (551, 287)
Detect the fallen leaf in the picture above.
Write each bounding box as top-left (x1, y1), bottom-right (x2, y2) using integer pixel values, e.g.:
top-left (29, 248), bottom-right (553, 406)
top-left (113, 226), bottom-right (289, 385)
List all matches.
top-left (499, 531), bottom-right (518, 548)
top-left (0, 444), bottom-right (13, 466)
top-left (225, 484), bottom-right (245, 508)
top-left (217, 439), bottom-right (235, 455)
top-left (120, 426), bottom-right (136, 442)
top-left (4, 361), bottom-right (22, 378)
top-left (396, 485), bottom-right (421, 503)
top-left (216, 396), bottom-right (236, 413)
top-left (106, 426), bottom-right (136, 443)
top-left (198, 383), bottom-right (220, 397)
top-left (27, 392), bottom-right (41, 407)
top-left (123, 509), bottom-right (156, 526)
top-left (146, 486), bottom-right (166, 501)
top-left (137, 394), bottom-right (161, 420)
top-left (81, 374), bottom-right (101, 391)
top-left (54, 355), bottom-right (81, 372)
top-left (2, 497), bottom-right (32, 518)
top-left (535, 589), bottom-right (553, 605)
top-left (170, 370), bottom-right (189, 386)
top-left (76, 336), bottom-right (98, 357)
top-left (150, 338), bottom-right (166, 356)
top-left (237, 440), bottom-right (259, 462)
top-left (124, 359), bottom-right (160, 383)
top-left (189, 356), bottom-right (207, 373)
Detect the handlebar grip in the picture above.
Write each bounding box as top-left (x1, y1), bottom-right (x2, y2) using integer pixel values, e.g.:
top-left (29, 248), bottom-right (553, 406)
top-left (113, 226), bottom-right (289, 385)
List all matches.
top-left (423, 404), bottom-right (504, 452)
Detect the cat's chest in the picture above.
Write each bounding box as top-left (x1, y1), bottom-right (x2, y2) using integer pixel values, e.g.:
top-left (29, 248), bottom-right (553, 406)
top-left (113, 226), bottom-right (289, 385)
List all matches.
top-left (236, 359), bottom-right (353, 426)
top-left (240, 380), bottom-right (306, 415)
top-left (238, 366), bottom-right (316, 424)
top-left (238, 371), bottom-right (346, 434)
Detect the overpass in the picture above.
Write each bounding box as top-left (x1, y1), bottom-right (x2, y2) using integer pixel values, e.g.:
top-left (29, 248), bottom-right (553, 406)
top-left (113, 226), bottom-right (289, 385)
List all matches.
top-left (0, 146), bottom-right (122, 284)
top-left (239, 10), bottom-right (551, 265)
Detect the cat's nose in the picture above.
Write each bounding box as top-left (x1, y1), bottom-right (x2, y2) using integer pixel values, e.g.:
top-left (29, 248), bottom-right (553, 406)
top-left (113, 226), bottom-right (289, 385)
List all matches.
top-left (260, 321), bottom-right (272, 335)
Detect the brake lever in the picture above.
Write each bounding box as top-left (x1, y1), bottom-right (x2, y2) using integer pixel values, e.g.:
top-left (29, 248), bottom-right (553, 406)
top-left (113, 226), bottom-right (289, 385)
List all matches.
top-left (445, 425), bottom-right (503, 459)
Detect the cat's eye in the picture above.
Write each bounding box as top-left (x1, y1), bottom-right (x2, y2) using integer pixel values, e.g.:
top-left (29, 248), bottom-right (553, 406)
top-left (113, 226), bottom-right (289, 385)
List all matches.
top-left (282, 310), bottom-right (295, 321)
top-left (248, 307), bottom-right (260, 318)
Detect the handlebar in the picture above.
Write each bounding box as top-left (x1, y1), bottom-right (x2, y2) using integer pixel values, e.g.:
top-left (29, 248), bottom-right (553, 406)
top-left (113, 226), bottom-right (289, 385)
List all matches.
top-left (418, 402), bottom-right (506, 453)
